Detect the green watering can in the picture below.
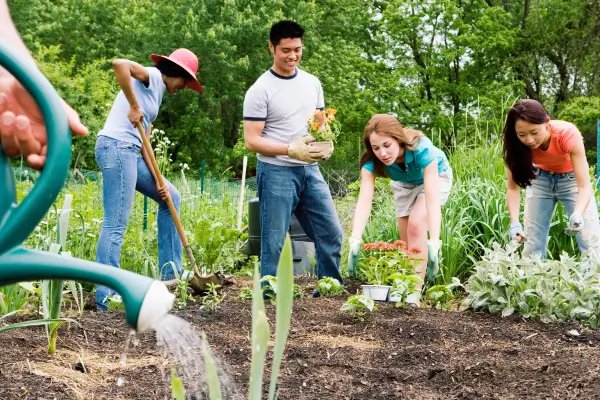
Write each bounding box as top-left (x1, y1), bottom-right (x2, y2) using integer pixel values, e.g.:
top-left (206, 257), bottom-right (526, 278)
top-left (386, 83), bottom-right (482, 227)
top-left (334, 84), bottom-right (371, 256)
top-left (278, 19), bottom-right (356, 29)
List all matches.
top-left (0, 42), bottom-right (174, 332)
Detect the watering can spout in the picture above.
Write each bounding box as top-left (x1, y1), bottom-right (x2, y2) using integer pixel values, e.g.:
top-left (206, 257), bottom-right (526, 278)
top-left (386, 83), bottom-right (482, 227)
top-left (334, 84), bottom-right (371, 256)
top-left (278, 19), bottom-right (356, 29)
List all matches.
top-left (0, 248), bottom-right (175, 332)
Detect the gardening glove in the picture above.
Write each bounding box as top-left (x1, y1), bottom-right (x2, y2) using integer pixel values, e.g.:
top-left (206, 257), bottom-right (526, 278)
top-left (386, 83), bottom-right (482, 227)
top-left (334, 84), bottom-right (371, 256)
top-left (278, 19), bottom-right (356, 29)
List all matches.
top-left (287, 137), bottom-right (325, 163)
top-left (565, 212), bottom-right (584, 236)
top-left (509, 221), bottom-right (526, 243)
top-left (426, 239), bottom-right (442, 281)
top-left (347, 236), bottom-right (362, 277)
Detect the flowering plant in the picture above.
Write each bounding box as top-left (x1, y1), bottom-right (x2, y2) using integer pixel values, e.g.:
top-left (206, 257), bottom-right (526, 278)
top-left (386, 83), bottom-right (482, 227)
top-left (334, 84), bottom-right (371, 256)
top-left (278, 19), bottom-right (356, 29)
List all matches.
top-left (358, 240), bottom-right (422, 285)
top-left (306, 108), bottom-right (341, 142)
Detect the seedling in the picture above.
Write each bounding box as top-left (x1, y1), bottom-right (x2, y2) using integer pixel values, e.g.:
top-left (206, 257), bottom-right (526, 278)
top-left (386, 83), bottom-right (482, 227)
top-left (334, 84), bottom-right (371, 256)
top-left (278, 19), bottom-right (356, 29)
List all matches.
top-left (317, 277), bottom-right (346, 297)
top-left (341, 294), bottom-right (377, 321)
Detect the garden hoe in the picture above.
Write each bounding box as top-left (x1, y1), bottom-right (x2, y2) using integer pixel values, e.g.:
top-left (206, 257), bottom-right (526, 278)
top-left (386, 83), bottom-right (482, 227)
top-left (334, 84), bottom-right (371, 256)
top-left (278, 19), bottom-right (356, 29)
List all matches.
top-left (136, 121), bottom-right (227, 295)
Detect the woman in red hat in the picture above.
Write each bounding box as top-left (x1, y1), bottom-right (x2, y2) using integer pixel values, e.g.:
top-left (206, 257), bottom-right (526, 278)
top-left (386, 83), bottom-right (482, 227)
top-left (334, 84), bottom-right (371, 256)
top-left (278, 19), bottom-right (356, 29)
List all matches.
top-left (94, 49), bottom-right (202, 311)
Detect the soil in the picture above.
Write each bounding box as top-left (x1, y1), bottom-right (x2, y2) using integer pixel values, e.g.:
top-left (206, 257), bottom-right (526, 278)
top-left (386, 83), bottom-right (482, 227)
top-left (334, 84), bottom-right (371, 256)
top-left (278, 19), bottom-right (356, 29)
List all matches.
top-left (2, 276), bottom-right (600, 400)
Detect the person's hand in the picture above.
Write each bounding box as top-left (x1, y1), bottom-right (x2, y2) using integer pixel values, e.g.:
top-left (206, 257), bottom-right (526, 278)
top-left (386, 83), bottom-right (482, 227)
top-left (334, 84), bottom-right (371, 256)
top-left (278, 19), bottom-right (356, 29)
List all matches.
top-left (0, 72), bottom-right (88, 170)
top-left (287, 137), bottom-right (324, 163)
top-left (565, 212), bottom-right (584, 236)
top-left (347, 236), bottom-right (362, 277)
top-left (127, 106), bottom-right (143, 125)
top-left (426, 239), bottom-right (442, 280)
top-left (157, 184), bottom-right (170, 201)
top-left (509, 221), bottom-right (526, 243)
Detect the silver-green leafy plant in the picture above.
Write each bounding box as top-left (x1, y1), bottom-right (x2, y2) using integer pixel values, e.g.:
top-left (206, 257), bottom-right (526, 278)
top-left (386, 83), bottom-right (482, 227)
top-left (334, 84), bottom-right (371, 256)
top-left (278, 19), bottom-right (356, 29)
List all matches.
top-left (465, 240), bottom-right (600, 327)
top-left (317, 277), bottom-right (346, 297)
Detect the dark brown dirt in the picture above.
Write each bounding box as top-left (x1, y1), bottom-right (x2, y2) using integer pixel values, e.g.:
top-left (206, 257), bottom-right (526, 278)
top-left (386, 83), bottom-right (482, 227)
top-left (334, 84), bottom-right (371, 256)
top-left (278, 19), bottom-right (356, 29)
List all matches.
top-left (2, 276), bottom-right (600, 399)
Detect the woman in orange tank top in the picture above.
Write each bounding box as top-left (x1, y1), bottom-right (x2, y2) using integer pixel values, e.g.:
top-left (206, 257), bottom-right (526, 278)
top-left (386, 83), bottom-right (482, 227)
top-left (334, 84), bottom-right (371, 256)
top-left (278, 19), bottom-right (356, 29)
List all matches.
top-left (503, 99), bottom-right (600, 258)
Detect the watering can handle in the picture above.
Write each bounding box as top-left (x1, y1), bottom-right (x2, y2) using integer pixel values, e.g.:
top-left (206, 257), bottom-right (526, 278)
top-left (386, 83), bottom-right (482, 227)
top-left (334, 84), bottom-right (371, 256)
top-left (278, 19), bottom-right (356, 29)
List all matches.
top-left (0, 41), bottom-right (71, 254)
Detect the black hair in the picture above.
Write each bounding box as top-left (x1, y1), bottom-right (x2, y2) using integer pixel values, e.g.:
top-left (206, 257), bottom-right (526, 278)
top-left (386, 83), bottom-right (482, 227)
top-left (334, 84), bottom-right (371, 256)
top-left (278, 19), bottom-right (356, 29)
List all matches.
top-left (269, 20), bottom-right (304, 47)
top-left (502, 99), bottom-right (549, 188)
top-left (155, 59), bottom-right (191, 80)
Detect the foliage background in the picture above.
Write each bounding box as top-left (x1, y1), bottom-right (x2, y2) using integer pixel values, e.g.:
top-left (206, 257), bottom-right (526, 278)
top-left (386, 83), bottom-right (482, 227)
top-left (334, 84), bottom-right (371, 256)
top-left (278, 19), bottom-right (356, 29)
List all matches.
top-left (8, 0), bottom-right (600, 176)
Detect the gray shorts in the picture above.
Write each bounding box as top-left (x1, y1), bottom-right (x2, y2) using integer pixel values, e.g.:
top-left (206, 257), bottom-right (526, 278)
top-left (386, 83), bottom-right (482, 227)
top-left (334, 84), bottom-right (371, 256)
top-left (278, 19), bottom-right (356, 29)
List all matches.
top-left (389, 168), bottom-right (453, 217)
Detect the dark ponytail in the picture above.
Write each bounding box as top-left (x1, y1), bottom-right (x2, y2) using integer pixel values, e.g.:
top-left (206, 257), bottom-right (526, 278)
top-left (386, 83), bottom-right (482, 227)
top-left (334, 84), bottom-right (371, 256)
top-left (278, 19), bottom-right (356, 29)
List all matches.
top-left (503, 99), bottom-right (549, 188)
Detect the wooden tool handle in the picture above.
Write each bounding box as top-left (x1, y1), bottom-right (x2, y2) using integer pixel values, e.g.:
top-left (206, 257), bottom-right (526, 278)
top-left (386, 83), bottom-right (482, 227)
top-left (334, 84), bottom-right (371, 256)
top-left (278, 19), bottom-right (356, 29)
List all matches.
top-left (135, 121), bottom-right (199, 274)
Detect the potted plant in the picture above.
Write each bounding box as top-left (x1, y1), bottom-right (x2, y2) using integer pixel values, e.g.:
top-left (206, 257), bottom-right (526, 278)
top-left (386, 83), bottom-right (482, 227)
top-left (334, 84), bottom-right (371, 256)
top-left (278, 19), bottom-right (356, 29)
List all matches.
top-left (359, 240), bottom-right (423, 302)
top-left (306, 108), bottom-right (340, 160)
top-left (386, 273), bottom-right (422, 303)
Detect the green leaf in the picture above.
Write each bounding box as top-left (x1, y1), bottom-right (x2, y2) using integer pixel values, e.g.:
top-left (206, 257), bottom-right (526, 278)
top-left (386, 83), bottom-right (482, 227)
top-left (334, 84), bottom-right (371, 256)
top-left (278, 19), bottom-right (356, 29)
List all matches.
top-left (249, 258), bottom-right (270, 400)
top-left (501, 306), bottom-right (515, 317)
top-left (170, 368), bottom-right (185, 400)
top-left (268, 235), bottom-right (294, 400)
top-left (0, 318), bottom-right (79, 334)
top-left (201, 332), bottom-right (222, 400)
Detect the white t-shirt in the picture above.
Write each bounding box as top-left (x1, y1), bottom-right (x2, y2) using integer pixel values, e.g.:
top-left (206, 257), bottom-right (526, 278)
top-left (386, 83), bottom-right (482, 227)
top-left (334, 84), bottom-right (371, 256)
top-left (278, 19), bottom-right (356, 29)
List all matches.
top-left (243, 68), bottom-right (324, 166)
top-left (99, 66), bottom-right (166, 147)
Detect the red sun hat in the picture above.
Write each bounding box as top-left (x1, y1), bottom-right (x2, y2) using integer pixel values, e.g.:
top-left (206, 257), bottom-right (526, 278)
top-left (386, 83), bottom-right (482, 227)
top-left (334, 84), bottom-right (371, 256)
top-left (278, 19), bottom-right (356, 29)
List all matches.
top-left (150, 48), bottom-right (203, 94)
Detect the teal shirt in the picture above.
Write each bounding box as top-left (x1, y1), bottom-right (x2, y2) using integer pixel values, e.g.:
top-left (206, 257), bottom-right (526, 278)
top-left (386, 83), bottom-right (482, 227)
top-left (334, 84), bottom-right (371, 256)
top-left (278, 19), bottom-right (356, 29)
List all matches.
top-left (362, 136), bottom-right (449, 185)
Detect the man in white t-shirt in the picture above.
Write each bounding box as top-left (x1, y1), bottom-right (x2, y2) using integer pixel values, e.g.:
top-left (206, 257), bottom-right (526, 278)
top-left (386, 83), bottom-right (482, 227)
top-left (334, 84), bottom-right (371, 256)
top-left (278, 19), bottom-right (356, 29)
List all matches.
top-left (243, 20), bottom-right (344, 296)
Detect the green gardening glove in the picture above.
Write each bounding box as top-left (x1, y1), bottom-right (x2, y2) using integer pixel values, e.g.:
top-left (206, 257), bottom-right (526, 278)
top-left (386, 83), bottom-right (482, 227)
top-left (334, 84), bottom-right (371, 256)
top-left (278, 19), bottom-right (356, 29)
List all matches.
top-left (347, 236), bottom-right (361, 277)
top-left (426, 240), bottom-right (442, 283)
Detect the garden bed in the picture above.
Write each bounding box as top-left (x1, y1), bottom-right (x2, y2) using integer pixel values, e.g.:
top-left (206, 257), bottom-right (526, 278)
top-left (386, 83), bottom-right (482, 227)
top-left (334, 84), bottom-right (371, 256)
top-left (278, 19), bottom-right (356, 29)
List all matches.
top-left (1, 276), bottom-right (600, 399)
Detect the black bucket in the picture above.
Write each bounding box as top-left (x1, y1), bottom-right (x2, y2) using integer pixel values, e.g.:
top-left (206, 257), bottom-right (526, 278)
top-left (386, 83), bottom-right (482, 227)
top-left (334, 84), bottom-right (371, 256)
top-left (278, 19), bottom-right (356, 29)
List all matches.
top-left (245, 197), bottom-right (315, 275)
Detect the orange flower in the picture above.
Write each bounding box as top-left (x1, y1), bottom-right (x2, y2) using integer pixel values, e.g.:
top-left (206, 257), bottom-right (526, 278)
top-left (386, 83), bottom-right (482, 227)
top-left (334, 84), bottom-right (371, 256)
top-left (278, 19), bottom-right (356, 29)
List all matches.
top-left (408, 247), bottom-right (421, 255)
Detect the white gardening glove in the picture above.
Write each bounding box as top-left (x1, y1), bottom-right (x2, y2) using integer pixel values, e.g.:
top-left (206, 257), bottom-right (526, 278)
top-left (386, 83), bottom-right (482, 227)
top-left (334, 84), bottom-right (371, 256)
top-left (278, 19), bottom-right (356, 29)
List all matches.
top-left (565, 212), bottom-right (584, 236)
top-left (287, 137), bottom-right (325, 163)
top-left (347, 236), bottom-right (361, 277)
top-left (509, 221), bottom-right (526, 243)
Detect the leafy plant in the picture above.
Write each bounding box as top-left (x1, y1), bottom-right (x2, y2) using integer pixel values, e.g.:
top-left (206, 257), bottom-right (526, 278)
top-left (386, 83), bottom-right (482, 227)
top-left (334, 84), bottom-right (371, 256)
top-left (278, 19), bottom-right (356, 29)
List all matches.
top-left (465, 241), bottom-right (600, 327)
top-left (260, 275), bottom-right (303, 303)
top-left (317, 277), bottom-right (346, 297)
top-left (174, 270), bottom-right (194, 310)
top-left (341, 294), bottom-right (377, 321)
top-left (202, 283), bottom-right (223, 312)
top-left (359, 241), bottom-right (422, 285)
top-left (191, 210), bottom-right (244, 275)
top-left (426, 285), bottom-right (455, 310)
top-left (387, 273), bottom-right (422, 300)
top-left (238, 287), bottom-right (253, 300)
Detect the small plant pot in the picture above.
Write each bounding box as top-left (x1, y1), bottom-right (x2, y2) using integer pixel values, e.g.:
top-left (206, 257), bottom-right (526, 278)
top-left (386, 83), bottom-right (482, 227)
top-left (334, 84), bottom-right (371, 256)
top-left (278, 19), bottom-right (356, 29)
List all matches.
top-left (309, 140), bottom-right (334, 160)
top-left (361, 285), bottom-right (373, 298)
top-left (387, 293), bottom-right (402, 303)
top-left (362, 285), bottom-right (391, 301)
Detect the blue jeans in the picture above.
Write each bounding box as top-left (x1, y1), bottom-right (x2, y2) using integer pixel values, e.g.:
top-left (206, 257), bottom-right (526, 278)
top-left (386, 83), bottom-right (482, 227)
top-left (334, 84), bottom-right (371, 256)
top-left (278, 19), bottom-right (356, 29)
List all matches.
top-left (94, 135), bottom-right (183, 310)
top-left (257, 161), bottom-right (343, 284)
top-left (523, 168), bottom-right (600, 258)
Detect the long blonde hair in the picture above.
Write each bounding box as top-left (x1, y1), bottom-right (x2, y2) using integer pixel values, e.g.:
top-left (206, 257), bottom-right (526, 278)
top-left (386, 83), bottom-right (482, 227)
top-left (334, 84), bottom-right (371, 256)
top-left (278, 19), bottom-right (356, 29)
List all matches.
top-left (360, 114), bottom-right (423, 177)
